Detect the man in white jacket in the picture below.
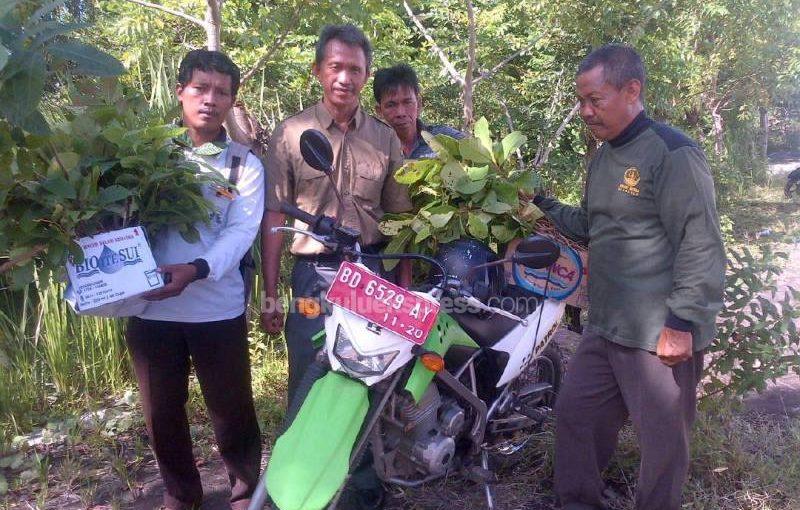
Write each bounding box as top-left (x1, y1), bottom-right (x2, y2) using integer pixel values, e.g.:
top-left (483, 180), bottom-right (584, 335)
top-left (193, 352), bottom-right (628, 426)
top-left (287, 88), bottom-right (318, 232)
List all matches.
top-left (126, 49), bottom-right (264, 510)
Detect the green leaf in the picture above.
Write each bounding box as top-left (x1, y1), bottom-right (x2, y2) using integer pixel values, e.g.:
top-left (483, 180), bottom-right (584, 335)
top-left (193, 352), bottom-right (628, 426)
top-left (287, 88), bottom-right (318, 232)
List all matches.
top-left (120, 155), bottom-right (152, 168)
top-left (424, 205), bottom-right (457, 228)
top-left (482, 191), bottom-right (513, 214)
top-left (395, 159), bottom-right (437, 185)
top-left (414, 224), bottom-right (431, 243)
top-left (41, 176), bottom-right (76, 199)
top-left (98, 185), bottom-right (132, 205)
top-left (431, 133), bottom-right (461, 158)
top-left (454, 176), bottom-right (486, 195)
top-left (0, 52), bottom-right (47, 131)
top-left (8, 262), bottom-right (34, 288)
top-left (29, 21), bottom-right (87, 48)
top-left (491, 223), bottom-right (517, 243)
top-left (499, 131), bottom-right (527, 163)
top-left (50, 152), bottom-right (80, 172)
top-left (421, 131), bottom-right (457, 159)
top-left (47, 39), bottom-right (125, 76)
top-left (465, 165), bottom-right (489, 181)
top-left (510, 170), bottom-right (539, 194)
top-left (468, 211), bottom-right (490, 239)
top-left (379, 214), bottom-right (415, 235)
top-left (0, 471), bottom-right (6, 495)
top-left (494, 181), bottom-right (519, 206)
top-left (440, 160), bottom-right (466, 189)
top-left (438, 217), bottom-right (465, 243)
top-left (473, 117), bottom-right (492, 153)
top-left (458, 138), bottom-right (494, 165)
top-left (383, 228), bottom-right (414, 271)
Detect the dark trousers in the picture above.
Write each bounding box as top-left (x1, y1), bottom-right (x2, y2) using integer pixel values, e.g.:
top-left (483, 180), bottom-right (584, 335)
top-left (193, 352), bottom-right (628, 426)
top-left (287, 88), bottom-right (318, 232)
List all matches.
top-left (126, 315), bottom-right (262, 510)
top-left (554, 334), bottom-right (704, 510)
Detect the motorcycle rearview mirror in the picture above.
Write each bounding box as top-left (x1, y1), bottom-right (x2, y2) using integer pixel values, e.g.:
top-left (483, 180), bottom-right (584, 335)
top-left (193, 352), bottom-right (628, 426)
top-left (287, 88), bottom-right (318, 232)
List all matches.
top-left (300, 129), bottom-right (334, 175)
top-left (299, 129), bottom-right (345, 213)
top-left (512, 235), bottom-right (560, 269)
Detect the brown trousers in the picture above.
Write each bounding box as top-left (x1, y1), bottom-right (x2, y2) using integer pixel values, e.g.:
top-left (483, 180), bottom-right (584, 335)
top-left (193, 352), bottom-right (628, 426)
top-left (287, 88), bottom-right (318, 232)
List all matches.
top-left (554, 334), bottom-right (704, 510)
top-left (126, 315), bottom-right (262, 510)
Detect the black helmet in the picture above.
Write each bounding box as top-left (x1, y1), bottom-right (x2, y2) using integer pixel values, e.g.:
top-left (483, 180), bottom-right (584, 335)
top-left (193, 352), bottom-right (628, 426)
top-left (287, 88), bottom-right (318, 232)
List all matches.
top-left (433, 239), bottom-right (504, 301)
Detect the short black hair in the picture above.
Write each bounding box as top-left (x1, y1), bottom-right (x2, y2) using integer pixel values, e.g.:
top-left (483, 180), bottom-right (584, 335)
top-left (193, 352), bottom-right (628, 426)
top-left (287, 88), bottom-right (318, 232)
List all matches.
top-left (373, 64), bottom-right (421, 103)
top-left (577, 44), bottom-right (646, 96)
top-left (315, 24), bottom-right (372, 69)
top-left (178, 49), bottom-right (240, 96)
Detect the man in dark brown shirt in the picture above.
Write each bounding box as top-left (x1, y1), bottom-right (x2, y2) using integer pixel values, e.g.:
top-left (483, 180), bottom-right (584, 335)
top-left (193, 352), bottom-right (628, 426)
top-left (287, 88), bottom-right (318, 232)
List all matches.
top-left (260, 24), bottom-right (412, 403)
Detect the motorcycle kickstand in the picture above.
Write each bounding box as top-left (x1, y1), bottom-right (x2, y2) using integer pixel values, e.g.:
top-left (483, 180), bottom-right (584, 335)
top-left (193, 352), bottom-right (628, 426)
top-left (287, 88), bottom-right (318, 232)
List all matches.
top-left (481, 449), bottom-right (496, 510)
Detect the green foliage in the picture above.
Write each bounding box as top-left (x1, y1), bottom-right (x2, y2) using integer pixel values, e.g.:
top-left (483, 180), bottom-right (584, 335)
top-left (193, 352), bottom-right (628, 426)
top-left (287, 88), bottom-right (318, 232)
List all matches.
top-left (0, 93), bottom-right (225, 288)
top-left (0, 2), bottom-right (227, 290)
top-left (0, 0), bottom-right (124, 134)
top-left (380, 117), bottom-right (543, 268)
top-left (704, 245), bottom-right (800, 398)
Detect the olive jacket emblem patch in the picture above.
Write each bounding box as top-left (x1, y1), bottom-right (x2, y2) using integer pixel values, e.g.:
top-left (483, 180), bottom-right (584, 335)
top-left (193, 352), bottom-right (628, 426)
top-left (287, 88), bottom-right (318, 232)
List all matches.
top-left (618, 167), bottom-right (641, 196)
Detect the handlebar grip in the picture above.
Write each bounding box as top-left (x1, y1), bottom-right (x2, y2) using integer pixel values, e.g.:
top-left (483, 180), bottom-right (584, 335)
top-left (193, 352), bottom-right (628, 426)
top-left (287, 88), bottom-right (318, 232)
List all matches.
top-left (279, 203), bottom-right (318, 227)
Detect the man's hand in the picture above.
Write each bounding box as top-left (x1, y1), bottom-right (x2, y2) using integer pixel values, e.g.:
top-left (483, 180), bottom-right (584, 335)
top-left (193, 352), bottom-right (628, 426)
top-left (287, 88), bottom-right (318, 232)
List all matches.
top-left (142, 263), bottom-right (197, 301)
top-left (260, 302), bottom-right (285, 335)
top-left (656, 327), bottom-right (693, 367)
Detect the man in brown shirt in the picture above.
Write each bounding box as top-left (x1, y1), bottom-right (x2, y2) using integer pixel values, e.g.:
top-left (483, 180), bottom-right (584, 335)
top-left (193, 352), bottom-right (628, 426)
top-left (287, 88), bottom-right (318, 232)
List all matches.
top-left (260, 24), bottom-right (412, 405)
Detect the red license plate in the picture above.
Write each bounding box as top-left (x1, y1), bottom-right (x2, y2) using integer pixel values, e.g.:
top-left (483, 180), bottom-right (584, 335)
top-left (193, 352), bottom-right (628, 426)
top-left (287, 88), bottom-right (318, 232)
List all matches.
top-left (326, 261), bottom-right (439, 345)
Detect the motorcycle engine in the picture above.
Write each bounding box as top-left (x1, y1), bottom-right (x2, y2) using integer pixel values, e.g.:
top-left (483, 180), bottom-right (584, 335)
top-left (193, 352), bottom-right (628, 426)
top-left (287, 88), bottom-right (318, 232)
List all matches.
top-left (382, 385), bottom-right (466, 478)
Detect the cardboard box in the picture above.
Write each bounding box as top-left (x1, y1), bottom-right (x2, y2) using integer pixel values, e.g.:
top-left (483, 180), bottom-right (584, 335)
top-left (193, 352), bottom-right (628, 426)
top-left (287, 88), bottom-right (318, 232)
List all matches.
top-left (65, 226), bottom-right (163, 311)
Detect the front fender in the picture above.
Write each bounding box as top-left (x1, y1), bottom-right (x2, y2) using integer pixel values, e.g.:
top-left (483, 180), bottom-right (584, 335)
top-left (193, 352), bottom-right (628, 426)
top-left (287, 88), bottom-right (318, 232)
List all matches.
top-left (266, 372), bottom-right (369, 510)
top-left (403, 313), bottom-right (478, 403)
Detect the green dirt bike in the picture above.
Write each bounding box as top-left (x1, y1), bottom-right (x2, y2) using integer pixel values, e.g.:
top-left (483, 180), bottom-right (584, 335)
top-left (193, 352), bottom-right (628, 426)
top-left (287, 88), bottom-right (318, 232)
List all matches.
top-left (249, 130), bottom-right (567, 510)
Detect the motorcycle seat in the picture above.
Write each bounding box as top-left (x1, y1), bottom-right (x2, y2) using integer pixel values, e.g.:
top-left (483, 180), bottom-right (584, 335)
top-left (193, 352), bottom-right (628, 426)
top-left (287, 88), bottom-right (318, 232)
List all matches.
top-left (450, 285), bottom-right (542, 347)
top-left (451, 310), bottom-right (518, 347)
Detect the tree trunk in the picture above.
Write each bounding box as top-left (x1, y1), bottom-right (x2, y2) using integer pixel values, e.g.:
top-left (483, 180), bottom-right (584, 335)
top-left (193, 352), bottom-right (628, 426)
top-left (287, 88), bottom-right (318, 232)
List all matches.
top-left (759, 106), bottom-right (769, 159)
top-left (710, 105), bottom-right (725, 157)
top-left (205, 0), bottom-right (222, 51)
top-left (462, 0), bottom-right (476, 130)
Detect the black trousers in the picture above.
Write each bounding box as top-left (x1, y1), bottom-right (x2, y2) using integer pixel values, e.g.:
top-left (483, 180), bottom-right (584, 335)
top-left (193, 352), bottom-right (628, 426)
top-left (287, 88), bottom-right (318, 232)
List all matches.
top-left (126, 315), bottom-right (262, 510)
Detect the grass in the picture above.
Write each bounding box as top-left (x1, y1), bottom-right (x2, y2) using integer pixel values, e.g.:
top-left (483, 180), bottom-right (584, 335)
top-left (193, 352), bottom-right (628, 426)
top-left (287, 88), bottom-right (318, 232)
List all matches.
top-left (0, 280), bottom-right (130, 445)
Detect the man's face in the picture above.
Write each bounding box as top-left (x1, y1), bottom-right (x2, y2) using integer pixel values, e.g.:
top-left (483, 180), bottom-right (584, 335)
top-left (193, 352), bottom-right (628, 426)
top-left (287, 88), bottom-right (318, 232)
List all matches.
top-left (176, 69), bottom-right (234, 134)
top-left (576, 65), bottom-right (641, 141)
top-left (376, 85), bottom-right (422, 137)
top-left (313, 39), bottom-right (369, 111)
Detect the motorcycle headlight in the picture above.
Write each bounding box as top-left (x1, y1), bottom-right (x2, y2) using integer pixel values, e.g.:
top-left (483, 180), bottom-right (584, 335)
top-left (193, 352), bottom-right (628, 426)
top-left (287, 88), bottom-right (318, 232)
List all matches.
top-left (333, 326), bottom-right (399, 377)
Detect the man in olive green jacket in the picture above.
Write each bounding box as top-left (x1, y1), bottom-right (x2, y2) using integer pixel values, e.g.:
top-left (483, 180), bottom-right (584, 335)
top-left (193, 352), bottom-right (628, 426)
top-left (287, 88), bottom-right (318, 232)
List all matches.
top-left (535, 45), bottom-right (725, 510)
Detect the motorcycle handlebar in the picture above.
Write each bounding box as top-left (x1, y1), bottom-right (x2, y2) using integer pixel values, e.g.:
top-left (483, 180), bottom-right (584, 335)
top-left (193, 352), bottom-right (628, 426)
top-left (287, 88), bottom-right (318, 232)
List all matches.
top-left (279, 203), bottom-right (318, 228)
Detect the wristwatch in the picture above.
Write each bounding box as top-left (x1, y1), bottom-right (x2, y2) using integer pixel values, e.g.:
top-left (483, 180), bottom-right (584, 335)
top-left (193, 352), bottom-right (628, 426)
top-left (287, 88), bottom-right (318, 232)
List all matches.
top-left (188, 258), bottom-right (210, 280)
